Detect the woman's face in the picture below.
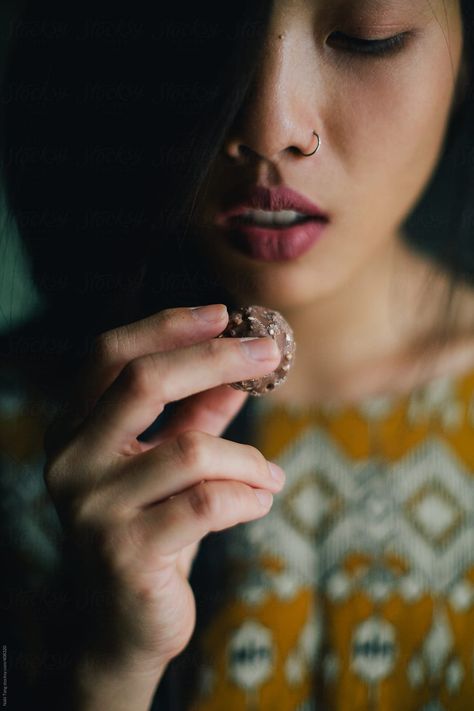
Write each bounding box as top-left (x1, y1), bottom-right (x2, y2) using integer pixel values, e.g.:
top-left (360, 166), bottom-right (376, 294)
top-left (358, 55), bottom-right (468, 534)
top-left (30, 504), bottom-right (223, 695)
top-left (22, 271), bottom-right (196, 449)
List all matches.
top-left (191, 0), bottom-right (463, 313)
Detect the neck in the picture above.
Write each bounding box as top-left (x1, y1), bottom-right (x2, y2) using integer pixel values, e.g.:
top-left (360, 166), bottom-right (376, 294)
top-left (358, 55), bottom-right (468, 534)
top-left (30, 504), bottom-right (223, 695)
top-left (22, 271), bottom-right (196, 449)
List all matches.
top-left (274, 233), bottom-right (471, 407)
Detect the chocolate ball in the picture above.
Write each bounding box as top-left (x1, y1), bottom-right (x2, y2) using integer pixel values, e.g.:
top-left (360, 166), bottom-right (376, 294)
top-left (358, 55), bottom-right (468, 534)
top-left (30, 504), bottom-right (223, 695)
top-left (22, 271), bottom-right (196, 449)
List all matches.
top-left (217, 305), bottom-right (296, 396)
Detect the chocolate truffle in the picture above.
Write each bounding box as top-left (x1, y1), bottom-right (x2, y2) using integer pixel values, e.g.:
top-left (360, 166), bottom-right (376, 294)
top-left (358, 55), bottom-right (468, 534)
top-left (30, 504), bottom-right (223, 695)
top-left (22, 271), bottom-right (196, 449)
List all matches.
top-left (217, 305), bottom-right (296, 396)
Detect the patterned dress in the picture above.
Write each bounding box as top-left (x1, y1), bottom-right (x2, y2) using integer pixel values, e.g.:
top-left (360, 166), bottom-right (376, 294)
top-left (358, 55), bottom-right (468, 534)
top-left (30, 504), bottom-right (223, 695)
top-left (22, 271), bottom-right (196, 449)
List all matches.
top-left (188, 366), bottom-right (474, 711)
top-left (2, 363), bottom-right (474, 710)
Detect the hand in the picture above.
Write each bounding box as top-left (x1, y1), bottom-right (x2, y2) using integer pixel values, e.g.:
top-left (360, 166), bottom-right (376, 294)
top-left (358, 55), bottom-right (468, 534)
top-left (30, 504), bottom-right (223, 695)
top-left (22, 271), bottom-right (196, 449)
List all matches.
top-left (43, 304), bottom-right (286, 677)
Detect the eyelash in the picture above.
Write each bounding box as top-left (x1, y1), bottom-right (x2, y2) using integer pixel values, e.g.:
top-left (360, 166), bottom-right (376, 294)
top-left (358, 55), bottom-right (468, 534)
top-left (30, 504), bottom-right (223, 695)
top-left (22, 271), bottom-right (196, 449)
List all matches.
top-left (330, 31), bottom-right (410, 58)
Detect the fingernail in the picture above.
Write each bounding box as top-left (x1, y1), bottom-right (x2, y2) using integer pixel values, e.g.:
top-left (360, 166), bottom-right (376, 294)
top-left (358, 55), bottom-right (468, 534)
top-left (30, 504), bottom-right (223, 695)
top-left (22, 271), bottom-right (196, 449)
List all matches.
top-left (268, 461), bottom-right (285, 483)
top-left (240, 337), bottom-right (280, 361)
top-left (190, 304), bottom-right (227, 323)
top-left (255, 489), bottom-right (273, 508)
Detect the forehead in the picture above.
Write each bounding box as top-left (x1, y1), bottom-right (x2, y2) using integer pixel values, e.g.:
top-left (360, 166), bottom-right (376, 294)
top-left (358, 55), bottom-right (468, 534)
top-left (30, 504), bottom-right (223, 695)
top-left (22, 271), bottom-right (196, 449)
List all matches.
top-left (313, 0), bottom-right (445, 13)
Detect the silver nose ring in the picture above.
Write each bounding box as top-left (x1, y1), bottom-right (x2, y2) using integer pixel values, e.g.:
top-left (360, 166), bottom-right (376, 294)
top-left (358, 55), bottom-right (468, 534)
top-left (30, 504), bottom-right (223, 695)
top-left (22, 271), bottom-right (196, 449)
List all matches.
top-left (301, 131), bottom-right (321, 157)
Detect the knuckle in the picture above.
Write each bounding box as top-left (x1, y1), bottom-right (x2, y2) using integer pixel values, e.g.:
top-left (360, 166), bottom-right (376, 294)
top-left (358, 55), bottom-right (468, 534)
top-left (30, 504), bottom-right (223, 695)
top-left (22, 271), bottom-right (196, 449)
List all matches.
top-left (174, 430), bottom-right (207, 470)
top-left (188, 482), bottom-right (219, 520)
top-left (157, 307), bottom-right (176, 328)
top-left (201, 336), bottom-right (242, 372)
top-left (120, 356), bottom-right (153, 398)
top-left (91, 328), bottom-right (122, 364)
top-left (245, 444), bottom-right (269, 478)
top-left (202, 337), bottom-right (224, 359)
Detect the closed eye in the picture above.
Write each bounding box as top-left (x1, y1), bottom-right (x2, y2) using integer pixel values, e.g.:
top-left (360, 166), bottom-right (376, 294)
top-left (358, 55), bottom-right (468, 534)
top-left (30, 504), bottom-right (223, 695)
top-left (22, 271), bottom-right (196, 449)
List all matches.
top-left (328, 31), bottom-right (411, 58)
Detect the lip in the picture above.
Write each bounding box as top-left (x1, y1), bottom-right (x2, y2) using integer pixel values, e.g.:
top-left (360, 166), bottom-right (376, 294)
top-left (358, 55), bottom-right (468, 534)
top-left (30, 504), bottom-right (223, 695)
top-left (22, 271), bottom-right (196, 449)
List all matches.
top-left (225, 220), bottom-right (329, 261)
top-left (214, 185), bottom-right (330, 262)
top-left (215, 185), bottom-right (330, 224)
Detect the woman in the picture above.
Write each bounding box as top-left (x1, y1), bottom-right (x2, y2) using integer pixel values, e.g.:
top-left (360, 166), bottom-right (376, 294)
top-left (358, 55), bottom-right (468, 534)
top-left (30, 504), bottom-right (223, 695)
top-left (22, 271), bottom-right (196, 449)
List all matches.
top-left (1, 0), bottom-right (474, 709)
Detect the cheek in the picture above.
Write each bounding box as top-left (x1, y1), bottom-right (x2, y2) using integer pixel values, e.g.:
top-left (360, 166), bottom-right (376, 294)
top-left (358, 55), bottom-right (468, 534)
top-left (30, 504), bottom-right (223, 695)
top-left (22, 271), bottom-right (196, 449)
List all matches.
top-left (333, 39), bottom-right (461, 202)
top-left (382, 59), bottom-right (455, 179)
top-left (308, 39), bottom-right (462, 283)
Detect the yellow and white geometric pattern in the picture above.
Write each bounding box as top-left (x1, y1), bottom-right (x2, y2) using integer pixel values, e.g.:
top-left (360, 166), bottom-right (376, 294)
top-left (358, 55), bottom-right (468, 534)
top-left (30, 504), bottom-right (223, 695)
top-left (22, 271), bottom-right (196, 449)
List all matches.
top-left (190, 367), bottom-right (474, 711)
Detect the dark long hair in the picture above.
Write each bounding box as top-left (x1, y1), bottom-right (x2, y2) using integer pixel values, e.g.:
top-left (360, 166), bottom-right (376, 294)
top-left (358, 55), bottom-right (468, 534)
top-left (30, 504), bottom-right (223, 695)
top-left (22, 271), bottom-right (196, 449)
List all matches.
top-left (1, 1), bottom-right (474, 707)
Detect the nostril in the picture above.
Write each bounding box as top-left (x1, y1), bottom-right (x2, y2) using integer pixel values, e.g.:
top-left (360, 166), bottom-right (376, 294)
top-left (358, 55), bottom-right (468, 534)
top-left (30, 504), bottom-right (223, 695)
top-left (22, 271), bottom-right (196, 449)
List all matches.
top-left (221, 142), bottom-right (257, 166)
top-left (227, 143), bottom-right (253, 160)
top-left (289, 145), bottom-right (303, 156)
top-left (239, 145), bottom-right (254, 157)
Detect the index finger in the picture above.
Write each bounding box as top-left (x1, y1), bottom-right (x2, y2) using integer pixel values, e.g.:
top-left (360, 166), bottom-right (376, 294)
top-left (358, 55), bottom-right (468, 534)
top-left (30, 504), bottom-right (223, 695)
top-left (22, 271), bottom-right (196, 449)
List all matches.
top-left (44, 304), bottom-right (228, 458)
top-left (78, 336), bottom-right (280, 455)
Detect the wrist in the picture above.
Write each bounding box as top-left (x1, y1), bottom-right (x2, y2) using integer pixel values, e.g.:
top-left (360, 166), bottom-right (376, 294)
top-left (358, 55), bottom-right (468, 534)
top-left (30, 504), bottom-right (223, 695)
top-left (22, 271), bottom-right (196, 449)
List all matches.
top-left (72, 652), bottom-right (168, 711)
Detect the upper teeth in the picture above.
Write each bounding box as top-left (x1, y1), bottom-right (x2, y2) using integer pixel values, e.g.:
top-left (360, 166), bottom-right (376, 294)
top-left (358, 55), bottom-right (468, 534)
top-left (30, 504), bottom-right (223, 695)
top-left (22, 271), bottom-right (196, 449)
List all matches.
top-left (240, 209), bottom-right (309, 226)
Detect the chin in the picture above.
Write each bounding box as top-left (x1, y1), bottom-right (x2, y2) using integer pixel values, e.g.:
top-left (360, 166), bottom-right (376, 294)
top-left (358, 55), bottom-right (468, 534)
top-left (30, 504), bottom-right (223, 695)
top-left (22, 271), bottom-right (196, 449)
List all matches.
top-left (198, 228), bottom-right (356, 307)
top-left (209, 255), bottom-right (327, 312)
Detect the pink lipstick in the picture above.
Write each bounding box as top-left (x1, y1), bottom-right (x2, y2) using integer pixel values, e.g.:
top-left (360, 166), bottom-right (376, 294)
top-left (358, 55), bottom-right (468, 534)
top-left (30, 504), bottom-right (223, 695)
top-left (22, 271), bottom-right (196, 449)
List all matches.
top-left (215, 185), bottom-right (330, 262)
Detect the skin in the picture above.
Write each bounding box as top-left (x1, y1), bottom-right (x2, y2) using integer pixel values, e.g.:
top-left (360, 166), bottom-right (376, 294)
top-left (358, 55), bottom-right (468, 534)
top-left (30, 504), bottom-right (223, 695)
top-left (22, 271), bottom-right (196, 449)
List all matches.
top-left (192, 0), bottom-right (474, 407)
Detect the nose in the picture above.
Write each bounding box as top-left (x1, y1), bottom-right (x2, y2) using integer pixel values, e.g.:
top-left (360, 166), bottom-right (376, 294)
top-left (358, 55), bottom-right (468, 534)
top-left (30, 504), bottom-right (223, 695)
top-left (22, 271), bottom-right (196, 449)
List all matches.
top-left (222, 28), bottom-right (321, 164)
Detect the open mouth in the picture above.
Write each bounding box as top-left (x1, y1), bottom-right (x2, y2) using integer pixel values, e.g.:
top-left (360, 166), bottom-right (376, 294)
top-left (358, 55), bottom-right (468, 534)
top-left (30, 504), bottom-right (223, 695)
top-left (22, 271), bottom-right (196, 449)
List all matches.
top-left (229, 209), bottom-right (326, 229)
